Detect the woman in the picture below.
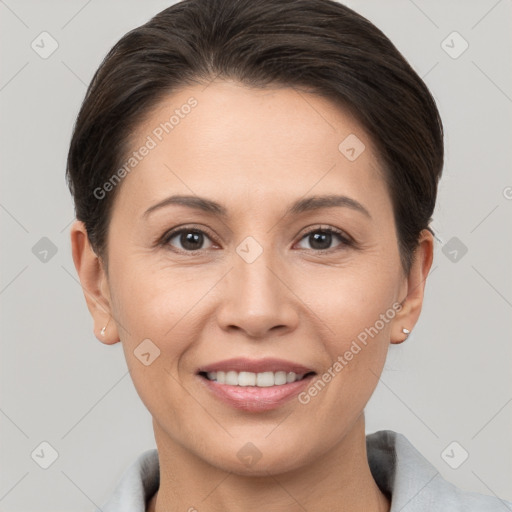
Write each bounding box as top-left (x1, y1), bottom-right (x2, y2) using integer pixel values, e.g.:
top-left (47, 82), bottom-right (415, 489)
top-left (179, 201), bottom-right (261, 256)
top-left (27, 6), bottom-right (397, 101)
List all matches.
top-left (66, 0), bottom-right (511, 511)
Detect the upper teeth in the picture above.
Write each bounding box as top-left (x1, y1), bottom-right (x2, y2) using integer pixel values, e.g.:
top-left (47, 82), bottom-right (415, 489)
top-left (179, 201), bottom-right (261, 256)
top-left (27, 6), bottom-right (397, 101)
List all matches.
top-left (206, 370), bottom-right (306, 387)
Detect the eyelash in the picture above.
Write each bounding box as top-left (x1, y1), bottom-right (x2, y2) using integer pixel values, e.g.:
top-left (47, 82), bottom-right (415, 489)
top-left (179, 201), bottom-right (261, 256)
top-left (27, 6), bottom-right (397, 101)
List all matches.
top-left (157, 224), bottom-right (355, 254)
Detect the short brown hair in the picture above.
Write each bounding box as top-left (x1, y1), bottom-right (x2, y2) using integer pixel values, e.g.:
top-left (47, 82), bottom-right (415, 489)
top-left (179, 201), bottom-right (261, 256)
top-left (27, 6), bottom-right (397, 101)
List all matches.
top-left (66, 0), bottom-right (444, 274)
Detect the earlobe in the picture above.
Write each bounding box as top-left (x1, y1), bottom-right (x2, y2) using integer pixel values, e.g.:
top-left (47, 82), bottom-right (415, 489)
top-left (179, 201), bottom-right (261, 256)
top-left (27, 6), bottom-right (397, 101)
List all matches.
top-left (391, 229), bottom-right (434, 344)
top-left (70, 220), bottom-right (119, 345)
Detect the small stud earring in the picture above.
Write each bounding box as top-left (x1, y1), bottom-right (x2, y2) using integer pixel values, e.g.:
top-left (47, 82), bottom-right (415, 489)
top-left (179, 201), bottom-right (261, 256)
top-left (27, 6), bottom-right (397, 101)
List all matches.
top-left (402, 328), bottom-right (410, 337)
top-left (100, 317), bottom-right (111, 337)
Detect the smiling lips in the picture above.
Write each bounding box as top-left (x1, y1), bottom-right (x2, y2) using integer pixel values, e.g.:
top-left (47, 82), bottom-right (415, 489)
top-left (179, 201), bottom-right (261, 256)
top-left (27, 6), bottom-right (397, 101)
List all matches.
top-left (197, 357), bottom-right (317, 412)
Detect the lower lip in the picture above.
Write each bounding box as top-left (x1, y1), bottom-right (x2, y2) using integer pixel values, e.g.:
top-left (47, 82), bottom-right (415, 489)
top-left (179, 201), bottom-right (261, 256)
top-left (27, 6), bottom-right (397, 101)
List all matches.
top-left (197, 373), bottom-right (316, 412)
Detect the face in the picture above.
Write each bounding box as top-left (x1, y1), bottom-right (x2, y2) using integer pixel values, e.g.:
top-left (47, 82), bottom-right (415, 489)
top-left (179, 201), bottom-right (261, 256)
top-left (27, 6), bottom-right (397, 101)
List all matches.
top-left (73, 80), bottom-right (431, 475)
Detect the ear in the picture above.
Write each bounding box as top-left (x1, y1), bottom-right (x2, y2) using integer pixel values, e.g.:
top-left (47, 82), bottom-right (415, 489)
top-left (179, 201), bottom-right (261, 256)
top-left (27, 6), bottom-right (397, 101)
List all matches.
top-left (70, 220), bottom-right (119, 344)
top-left (391, 229), bottom-right (434, 344)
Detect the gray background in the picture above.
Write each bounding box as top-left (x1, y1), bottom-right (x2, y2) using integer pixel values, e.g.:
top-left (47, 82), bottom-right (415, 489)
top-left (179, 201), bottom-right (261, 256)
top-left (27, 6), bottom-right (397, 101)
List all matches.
top-left (1, 0), bottom-right (511, 510)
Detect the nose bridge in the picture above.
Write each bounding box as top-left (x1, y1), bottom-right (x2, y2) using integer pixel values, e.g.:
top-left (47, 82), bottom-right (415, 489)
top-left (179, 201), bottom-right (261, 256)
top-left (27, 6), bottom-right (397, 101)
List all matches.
top-left (216, 234), bottom-right (298, 337)
top-left (235, 236), bottom-right (280, 302)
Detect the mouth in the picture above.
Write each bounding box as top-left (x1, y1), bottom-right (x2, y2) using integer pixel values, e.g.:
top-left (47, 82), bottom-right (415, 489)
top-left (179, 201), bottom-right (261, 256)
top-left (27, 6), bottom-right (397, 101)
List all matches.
top-left (195, 358), bottom-right (317, 412)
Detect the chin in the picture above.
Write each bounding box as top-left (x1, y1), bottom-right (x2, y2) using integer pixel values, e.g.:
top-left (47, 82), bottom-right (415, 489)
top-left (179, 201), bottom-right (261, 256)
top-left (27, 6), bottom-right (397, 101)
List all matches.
top-left (199, 437), bottom-right (313, 477)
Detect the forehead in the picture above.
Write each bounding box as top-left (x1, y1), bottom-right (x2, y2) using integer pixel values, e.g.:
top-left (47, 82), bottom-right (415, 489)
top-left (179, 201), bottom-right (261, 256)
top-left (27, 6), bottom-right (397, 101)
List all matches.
top-left (113, 80), bottom-right (389, 216)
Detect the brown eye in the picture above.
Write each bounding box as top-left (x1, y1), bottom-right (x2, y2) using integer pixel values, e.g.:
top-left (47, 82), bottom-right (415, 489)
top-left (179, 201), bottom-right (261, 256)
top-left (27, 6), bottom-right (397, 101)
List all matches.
top-left (162, 228), bottom-right (214, 252)
top-left (296, 227), bottom-right (352, 252)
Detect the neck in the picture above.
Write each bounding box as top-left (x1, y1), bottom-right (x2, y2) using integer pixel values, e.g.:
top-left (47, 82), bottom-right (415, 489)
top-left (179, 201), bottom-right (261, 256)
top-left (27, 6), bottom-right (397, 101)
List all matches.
top-left (147, 414), bottom-right (390, 512)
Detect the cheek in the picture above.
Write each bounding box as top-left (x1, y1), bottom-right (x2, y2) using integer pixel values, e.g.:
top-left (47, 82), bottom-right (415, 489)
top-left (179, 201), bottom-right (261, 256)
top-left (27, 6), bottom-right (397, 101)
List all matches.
top-left (303, 254), bottom-right (398, 335)
top-left (109, 256), bottom-right (217, 360)
top-left (108, 258), bottom-right (218, 396)
top-left (108, 260), bottom-right (200, 418)
top-left (302, 254), bottom-right (399, 386)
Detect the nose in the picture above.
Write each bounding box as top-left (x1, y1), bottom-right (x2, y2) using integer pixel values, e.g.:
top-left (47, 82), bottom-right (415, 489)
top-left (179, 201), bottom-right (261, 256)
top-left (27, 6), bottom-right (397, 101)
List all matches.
top-left (215, 246), bottom-right (300, 339)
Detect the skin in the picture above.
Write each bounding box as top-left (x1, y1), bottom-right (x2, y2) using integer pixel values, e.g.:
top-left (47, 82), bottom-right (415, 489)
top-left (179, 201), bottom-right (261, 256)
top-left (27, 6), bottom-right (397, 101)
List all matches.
top-left (71, 80), bottom-right (433, 512)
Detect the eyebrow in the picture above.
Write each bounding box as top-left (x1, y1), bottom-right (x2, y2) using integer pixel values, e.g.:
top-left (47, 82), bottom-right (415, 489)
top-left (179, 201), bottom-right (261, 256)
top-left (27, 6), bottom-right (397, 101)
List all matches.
top-left (143, 193), bottom-right (371, 219)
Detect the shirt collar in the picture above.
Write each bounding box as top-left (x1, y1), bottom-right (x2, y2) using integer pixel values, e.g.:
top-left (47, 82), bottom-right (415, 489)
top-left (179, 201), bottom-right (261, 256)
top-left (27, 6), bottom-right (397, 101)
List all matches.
top-left (367, 429), bottom-right (440, 511)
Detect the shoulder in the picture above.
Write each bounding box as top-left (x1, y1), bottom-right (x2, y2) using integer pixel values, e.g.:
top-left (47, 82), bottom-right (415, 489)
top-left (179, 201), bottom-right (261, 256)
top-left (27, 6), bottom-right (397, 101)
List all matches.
top-left (366, 430), bottom-right (512, 511)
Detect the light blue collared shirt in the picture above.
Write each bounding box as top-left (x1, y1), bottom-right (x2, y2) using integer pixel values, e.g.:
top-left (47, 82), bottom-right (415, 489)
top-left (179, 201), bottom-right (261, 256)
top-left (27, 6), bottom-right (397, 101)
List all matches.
top-left (95, 430), bottom-right (512, 511)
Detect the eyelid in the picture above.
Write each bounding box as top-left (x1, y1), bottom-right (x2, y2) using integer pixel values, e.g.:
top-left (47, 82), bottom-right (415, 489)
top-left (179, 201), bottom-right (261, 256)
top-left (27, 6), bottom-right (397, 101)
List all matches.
top-left (299, 224), bottom-right (353, 242)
